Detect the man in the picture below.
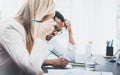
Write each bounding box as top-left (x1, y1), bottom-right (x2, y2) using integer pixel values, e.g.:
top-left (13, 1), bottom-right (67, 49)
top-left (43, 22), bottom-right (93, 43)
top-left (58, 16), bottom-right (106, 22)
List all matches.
top-left (43, 11), bottom-right (76, 68)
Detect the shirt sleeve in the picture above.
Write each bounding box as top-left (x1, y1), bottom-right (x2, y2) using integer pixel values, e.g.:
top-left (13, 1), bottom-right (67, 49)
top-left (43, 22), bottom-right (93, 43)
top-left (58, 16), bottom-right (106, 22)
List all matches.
top-left (0, 28), bottom-right (49, 74)
top-left (49, 38), bottom-right (76, 62)
top-left (65, 42), bottom-right (76, 62)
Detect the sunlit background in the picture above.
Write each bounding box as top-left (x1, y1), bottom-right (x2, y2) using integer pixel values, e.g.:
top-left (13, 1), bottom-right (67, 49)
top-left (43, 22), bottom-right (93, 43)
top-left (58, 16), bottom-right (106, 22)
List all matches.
top-left (0, 0), bottom-right (118, 55)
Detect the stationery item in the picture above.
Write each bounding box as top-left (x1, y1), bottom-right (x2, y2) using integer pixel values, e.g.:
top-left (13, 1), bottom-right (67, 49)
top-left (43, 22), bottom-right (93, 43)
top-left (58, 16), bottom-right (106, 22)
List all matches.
top-left (84, 71), bottom-right (101, 75)
top-left (48, 49), bottom-right (60, 58)
top-left (106, 46), bottom-right (113, 56)
top-left (111, 40), bottom-right (114, 47)
top-left (69, 62), bottom-right (85, 67)
top-left (48, 69), bottom-right (113, 75)
top-left (65, 64), bottom-right (72, 69)
top-left (106, 40), bottom-right (114, 56)
top-left (48, 69), bottom-right (84, 75)
top-left (84, 71), bottom-right (113, 75)
top-left (106, 40), bottom-right (114, 47)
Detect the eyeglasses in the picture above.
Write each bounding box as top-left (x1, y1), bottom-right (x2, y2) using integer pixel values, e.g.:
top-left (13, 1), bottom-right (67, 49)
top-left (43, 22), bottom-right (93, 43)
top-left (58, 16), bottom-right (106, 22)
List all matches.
top-left (32, 19), bottom-right (43, 23)
top-left (53, 25), bottom-right (63, 35)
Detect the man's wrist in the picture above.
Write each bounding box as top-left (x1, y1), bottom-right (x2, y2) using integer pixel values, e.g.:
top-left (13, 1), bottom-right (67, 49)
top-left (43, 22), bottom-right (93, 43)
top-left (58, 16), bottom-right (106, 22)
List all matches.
top-left (43, 59), bottom-right (54, 66)
top-left (68, 30), bottom-right (73, 35)
top-left (49, 59), bottom-right (54, 66)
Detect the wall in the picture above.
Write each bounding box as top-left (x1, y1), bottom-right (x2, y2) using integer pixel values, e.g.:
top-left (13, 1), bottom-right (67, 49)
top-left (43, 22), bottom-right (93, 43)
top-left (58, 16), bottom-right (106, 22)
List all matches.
top-left (55, 0), bottom-right (117, 55)
top-left (0, 0), bottom-right (117, 55)
top-left (0, 0), bottom-right (24, 20)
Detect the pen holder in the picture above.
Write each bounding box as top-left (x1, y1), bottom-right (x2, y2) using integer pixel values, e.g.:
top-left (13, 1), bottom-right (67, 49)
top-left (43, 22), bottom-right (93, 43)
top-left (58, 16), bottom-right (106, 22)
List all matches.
top-left (106, 46), bottom-right (113, 56)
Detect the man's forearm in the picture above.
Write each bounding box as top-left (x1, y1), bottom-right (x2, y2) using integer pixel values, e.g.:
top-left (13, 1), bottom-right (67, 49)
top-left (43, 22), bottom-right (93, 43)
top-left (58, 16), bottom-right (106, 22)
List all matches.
top-left (42, 59), bottom-right (53, 66)
top-left (68, 30), bottom-right (75, 45)
top-left (42, 58), bottom-right (69, 68)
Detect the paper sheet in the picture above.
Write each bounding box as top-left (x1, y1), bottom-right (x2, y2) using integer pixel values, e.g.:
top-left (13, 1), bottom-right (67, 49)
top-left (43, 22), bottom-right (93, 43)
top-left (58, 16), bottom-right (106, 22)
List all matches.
top-left (48, 69), bottom-right (113, 75)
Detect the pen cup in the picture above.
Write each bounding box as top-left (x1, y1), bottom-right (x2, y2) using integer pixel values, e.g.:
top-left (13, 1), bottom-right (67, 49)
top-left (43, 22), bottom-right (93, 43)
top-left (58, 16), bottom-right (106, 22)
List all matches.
top-left (106, 46), bottom-right (113, 56)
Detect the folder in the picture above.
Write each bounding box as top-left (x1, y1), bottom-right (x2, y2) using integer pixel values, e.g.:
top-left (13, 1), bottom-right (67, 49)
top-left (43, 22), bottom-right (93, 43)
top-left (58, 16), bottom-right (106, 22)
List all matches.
top-left (69, 62), bottom-right (85, 67)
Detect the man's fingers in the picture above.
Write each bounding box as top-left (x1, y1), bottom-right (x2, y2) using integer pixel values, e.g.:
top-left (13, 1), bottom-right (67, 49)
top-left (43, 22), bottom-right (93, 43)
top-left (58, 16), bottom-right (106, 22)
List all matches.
top-left (60, 58), bottom-right (69, 65)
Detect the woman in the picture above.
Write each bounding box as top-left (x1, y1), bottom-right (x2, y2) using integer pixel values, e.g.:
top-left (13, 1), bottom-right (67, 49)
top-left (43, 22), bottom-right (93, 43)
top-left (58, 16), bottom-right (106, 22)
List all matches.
top-left (0, 0), bottom-right (55, 75)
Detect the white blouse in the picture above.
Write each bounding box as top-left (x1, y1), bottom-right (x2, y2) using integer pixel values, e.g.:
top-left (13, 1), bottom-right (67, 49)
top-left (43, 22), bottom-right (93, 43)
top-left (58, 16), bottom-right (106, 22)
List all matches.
top-left (0, 19), bottom-right (49, 75)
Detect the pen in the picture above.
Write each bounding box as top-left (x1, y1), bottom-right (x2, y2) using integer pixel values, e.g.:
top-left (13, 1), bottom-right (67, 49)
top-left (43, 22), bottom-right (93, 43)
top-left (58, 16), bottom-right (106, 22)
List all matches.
top-left (106, 41), bottom-right (109, 47)
top-left (111, 39), bottom-right (114, 47)
top-left (48, 49), bottom-right (60, 58)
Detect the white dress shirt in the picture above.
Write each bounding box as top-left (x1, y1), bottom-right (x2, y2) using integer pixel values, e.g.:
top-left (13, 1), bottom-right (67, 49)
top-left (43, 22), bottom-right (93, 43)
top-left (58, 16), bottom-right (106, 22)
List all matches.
top-left (0, 19), bottom-right (49, 75)
top-left (47, 30), bottom-right (76, 62)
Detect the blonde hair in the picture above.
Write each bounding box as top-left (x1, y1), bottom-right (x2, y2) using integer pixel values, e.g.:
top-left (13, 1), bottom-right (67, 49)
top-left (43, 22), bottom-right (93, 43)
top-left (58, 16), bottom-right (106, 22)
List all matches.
top-left (15, 0), bottom-right (55, 53)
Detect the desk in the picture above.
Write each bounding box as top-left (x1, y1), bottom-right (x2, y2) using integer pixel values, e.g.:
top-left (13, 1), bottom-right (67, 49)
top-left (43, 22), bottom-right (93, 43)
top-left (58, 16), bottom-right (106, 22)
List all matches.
top-left (94, 55), bottom-right (120, 75)
top-left (42, 55), bottom-right (120, 75)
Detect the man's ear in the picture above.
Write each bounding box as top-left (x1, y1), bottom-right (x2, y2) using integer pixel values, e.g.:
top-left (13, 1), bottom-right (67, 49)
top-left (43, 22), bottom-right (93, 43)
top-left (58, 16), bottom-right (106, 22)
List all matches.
top-left (63, 22), bottom-right (67, 28)
top-left (55, 17), bottom-right (61, 23)
top-left (54, 16), bottom-right (57, 20)
top-left (54, 17), bottom-right (58, 21)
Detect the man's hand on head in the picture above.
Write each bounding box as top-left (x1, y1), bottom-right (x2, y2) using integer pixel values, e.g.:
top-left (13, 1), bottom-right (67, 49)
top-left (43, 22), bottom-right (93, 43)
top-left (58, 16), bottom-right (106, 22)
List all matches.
top-left (64, 19), bottom-right (72, 32)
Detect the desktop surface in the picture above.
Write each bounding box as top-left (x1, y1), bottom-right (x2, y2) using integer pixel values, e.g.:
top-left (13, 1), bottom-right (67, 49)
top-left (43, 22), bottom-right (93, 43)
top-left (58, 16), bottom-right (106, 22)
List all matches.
top-left (95, 55), bottom-right (120, 75)
top-left (42, 55), bottom-right (120, 75)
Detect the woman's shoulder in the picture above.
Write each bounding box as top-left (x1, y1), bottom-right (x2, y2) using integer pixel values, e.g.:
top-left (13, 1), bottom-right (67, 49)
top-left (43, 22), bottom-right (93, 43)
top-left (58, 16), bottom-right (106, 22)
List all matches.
top-left (0, 18), bottom-right (26, 41)
top-left (0, 18), bottom-right (23, 30)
